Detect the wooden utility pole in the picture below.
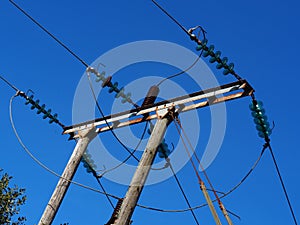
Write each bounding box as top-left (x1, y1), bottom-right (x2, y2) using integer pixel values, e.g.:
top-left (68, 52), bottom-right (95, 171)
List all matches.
top-left (38, 128), bottom-right (97, 225)
top-left (59, 80), bottom-right (253, 225)
top-left (113, 109), bottom-right (174, 225)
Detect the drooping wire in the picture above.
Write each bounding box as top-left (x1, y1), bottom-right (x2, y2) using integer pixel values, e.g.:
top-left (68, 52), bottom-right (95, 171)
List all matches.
top-left (156, 26), bottom-right (206, 87)
top-left (138, 141), bottom-right (267, 213)
top-left (2, 73), bottom-right (117, 209)
top-left (8, 2), bottom-right (285, 220)
top-left (151, 0), bottom-right (243, 82)
top-left (9, 94), bottom-right (122, 202)
top-left (86, 73), bottom-right (140, 162)
top-left (9, 0), bottom-right (138, 109)
top-left (8, 0), bottom-right (89, 68)
top-left (9, 0), bottom-right (142, 162)
top-left (1, 75), bottom-right (65, 128)
top-left (4, 66), bottom-right (267, 216)
top-left (10, 94), bottom-right (268, 214)
top-left (97, 122), bottom-right (149, 178)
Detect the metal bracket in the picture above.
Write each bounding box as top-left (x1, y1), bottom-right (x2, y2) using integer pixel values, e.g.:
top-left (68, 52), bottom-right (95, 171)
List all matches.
top-left (63, 79), bottom-right (254, 139)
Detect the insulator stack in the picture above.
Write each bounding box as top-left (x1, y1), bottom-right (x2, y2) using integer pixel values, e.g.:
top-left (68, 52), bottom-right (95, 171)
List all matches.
top-left (81, 151), bottom-right (97, 174)
top-left (24, 94), bottom-right (63, 127)
top-left (157, 139), bottom-right (172, 158)
top-left (249, 100), bottom-right (272, 139)
top-left (87, 67), bottom-right (135, 106)
top-left (196, 39), bottom-right (237, 77)
top-left (141, 85), bottom-right (160, 108)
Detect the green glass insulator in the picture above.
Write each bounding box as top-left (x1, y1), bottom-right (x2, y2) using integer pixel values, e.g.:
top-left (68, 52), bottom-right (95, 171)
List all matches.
top-left (223, 69), bottom-right (230, 75)
top-left (196, 45), bottom-right (203, 51)
top-left (25, 95), bottom-right (34, 105)
top-left (37, 104), bottom-right (46, 114)
top-left (115, 87), bottom-right (124, 98)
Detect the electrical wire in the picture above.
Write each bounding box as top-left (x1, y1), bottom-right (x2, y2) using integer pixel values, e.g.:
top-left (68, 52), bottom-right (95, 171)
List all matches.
top-left (86, 73), bottom-right (140, 162)
top-left (266, 143), bottom-right (298, 225)
top-left (2, 73), bottom-right (116, 210)
top-left (156, 47), bottom-right (204, 87)
top-left (8, 3), bottom-right (289, 221)
top-left (9, 94), bottom-right (122, 201)
top-left (10, 93), bottom-right (269, 214)
top-left (9, 0), bottom-right (141, 157)
top-left (166, 158), bottom-right (201, 225)
top-left (90, 165), bottom-right (115, 209)
top-left (151, 0), bottom-right (190, 36)
top-left (156, 26), bottom-right (206, 87)
top-left (174, 117), bottom-right (235, 223)
top-left (74, 137), bottom-right (115, 209)
top-left (137, 138), bottom-right (269, 213)
top-left (8, 0), bottom-right (89, 68)
top-left (171, 116), bottom-right (224, 224)
top-left (5, 74), bottom-right (268, 216)
top-left (97, 122), bottom-right (149, 178)
top-left (0, 74), bottom-right (18, 91)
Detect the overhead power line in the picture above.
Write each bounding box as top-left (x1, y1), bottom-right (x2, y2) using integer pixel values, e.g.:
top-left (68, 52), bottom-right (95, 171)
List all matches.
top-left (0, 74), bottom-right (18, 91)
top-left (8, 0), bottom-right (89, 67)
top-left (267, 143), bottom-right (298, 225)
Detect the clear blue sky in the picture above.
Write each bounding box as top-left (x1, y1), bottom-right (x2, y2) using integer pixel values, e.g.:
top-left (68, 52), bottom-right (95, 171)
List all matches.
top-left (1, 0), bottom-right (299, 224)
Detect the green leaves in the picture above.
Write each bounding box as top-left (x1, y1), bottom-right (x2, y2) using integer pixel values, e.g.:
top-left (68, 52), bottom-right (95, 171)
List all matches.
top-left (0, 170), bottom-right (26, 225)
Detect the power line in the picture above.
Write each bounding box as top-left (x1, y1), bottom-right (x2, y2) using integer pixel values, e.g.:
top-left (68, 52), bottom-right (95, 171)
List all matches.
top-left (97, 122), bottom-right (149, 178)
top-left (8, 0), bottom-right (89, 68)
top-left (250, 95), bottom-right (298, 225)
top-left (86, 74), bottom-right (140, 162)
top-left (10, 93), bottom-right (270, 215)
top-left (151, 0), bottom-right (190, 36)
top-left (174, 117), bottom-right (235, 223)
top-left (9, 94), bottom-right (121, 201)
top-left (9, 0), bottom-right (141, 161)
top-left (1, 74), bottom-right (65, 128)
top-left (166, 158), bottom-right (201, 225)
top-left (156, 27), bottom-right (206, 87)
top-left (171, 116), bottom-right (223, 225)
top-left (267, 143), bottom-right (298, 225)
top-left (0, 74), bottom-right (18, 91)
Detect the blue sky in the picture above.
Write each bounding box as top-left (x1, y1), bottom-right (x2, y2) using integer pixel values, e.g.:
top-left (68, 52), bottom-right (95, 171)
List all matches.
top-left (1, 0), bottom-right (299, 224)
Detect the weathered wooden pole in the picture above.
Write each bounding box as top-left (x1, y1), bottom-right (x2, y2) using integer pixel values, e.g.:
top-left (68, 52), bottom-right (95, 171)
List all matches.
top-left (38, 128), bottom-right (97, 225)
top-left (113, 110), bottom-right (173, 225)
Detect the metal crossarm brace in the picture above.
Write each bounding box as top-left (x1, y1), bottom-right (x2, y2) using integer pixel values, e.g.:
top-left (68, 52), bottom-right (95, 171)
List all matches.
top-left (63, 80), bottom-right (254, 139)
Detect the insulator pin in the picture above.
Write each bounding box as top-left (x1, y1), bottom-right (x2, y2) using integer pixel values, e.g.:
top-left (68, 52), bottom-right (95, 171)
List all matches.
top-left (141, 85), bottom-right (160, 108)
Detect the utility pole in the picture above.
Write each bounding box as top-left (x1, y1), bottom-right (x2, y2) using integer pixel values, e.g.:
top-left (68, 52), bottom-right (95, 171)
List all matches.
top-left (113, 109), bottom-right (174, 225)
top-left (58, 80), bottom-right (253, 225)
top-left (38, 128), bottom-right (97, 225)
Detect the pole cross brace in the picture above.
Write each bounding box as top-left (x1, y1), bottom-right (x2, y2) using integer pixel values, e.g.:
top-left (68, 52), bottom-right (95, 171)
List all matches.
top-left (63, 79), bottom-right (254, 139)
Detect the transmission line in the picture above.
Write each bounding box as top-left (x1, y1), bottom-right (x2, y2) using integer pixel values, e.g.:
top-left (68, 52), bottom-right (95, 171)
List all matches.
top-left (166, 158), bottom-right (201, 225)
top-left (267, 143), bottom-right (298, 225)
top-left (8, 0), bottom-right (89, 67)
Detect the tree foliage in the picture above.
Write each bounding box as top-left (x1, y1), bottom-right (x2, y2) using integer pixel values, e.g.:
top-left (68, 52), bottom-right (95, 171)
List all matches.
top-left (0, 169), bottom-right (26, 225)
